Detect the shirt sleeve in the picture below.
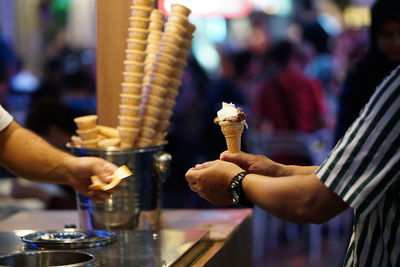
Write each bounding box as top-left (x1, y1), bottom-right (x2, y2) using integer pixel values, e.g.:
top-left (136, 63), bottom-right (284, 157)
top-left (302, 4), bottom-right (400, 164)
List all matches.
top-left (0, 105), bottom-right (13, 131)
top-left (315, 66), bottom-right (400, 216)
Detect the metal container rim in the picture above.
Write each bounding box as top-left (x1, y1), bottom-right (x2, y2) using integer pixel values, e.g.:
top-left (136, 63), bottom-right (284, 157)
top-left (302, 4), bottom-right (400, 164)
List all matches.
top-left (66, 143), bottom-right (167, 155)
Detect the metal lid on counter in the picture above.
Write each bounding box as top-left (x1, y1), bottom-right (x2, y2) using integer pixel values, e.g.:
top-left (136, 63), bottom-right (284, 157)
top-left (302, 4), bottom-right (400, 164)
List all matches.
top-left (21, 228), bottom-right (116, 249)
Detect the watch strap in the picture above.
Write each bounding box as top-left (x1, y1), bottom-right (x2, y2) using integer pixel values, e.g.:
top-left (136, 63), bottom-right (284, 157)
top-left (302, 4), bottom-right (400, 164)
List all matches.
top-left (229, 171), bottom-right (253, 208)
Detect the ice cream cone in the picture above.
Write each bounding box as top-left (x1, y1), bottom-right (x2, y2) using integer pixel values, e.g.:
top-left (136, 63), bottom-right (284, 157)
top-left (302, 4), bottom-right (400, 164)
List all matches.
top-left (118, 115), bottom-right (141, 128)
top-left (156, 119), bottom-right (170, 132)
top-left (127, 38), bottom-right (147, 51)
top-left (98, 138), bottom-right (121, 148)
top-left (147, 31), bottom-right (162, 43)
top-left (76, 128), bottom-right (98, 141)
top-left (144, 62), bottom-right (172, 76)
top-left (143, 73), bottom-right (170, 87)
top-left (159, 109), bottom-right (173, 120)
top-left (179, 49), bottom-right (190, 60)
top-left (125, 49), bottom-right (147, 62)
top-left (154, 52), bottom-right (176, 66)
top-left (170, 68), bottom-right (184, 79)
top-left (120, 93), bottom-right (142, 106)
top-left (144, 105), bottom-right (162, 118)
top-left (142, 83), bottom-right (168, 98)
top-left (218, 121), bottom-right (244, 153)
top-left (74, 115), bottom-right (98, 130)
top-left (167, 89), bottom-right (179, 100)
top-left (180, 39), bottom-right (192, 50)
top-left (164, 23), bottom-right (187, 37)
top-left (81, 138), bottom-right (100, 148)
top-left (124, 61), bottom-right (144, 73)
top-left (144, 94), bottom-right (164, 106)
top-left (128, 28), bottom-right (148, 40)
top-left (164, 98), bottom-right (176, 110)
top-left (160, 31), bottom-right (184, 45)
top-left (136, 137), bottom-right (153, 148)
top-left (129, 17), bottom-right (150, 29)
top-left (158, 42), bottom-right (180, 56)
top-left (149, 21), bottom-right (164, 32)
top-left (71, 135), bottom-right (82, 147)
top-left (150, 9), bottom-right (164, 21)
top-left (130, 6), bottom-right (153, 18)
top-left (97, 125), bottom-right (119, 138)
top-left (145, 43), bottom-right (160, 54)
top-left (118, 126), bottom-right (140, 148)
top-left (121, 82), bottom-right (142, 95)
top-left (185, 23), bottom-right (196, 36)
top-left (153, 132), bottom-right (166, 142)
top-left (119, 105), bottom-right (141, 117)
top-left (142, 115), bottom-right (158, 128)
top-left (139, 126), bottom-right (156, 139)
top-left (132, 0), bottom-right (154, 7)
top-left (175, 57), bottom-right (188, 70)
top-left (167, 13), bottom-right (188, 25)
top-left (123, 72), bottom-right (143, 84)
top-left (170, 3), bottom-right (191, 17)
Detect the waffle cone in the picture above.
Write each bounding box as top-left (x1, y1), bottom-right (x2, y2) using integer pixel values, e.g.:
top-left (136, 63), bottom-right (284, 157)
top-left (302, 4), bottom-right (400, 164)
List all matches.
top-left (219, 121), bottom-right (244, 153)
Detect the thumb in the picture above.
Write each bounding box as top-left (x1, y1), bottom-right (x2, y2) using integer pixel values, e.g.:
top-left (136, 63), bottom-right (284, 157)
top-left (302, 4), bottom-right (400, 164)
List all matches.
top-left (220, 151), bottom-right (254, 170)
top-left (91, 158), bottom-right (118, 182)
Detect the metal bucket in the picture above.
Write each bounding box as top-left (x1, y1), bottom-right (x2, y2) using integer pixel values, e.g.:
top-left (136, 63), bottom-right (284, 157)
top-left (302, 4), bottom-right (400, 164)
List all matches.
top-left (68, 144), bottom-right (171, 231)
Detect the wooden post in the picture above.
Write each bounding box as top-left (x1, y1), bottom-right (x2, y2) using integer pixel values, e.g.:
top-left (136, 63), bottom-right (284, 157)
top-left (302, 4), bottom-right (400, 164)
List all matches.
top-left (96, 0), bottom-right (131, 126)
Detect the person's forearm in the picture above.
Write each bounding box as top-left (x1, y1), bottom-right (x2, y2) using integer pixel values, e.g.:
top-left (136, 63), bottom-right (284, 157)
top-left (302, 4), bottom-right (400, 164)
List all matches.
top-left (242, 172), bottom-right (348, 224)
top-left (0, 121), bottom-right (75, 183)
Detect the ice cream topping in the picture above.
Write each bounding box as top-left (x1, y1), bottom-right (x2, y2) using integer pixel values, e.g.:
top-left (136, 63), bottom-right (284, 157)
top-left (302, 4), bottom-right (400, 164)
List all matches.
top-left (215, 102), bottom-right (247, 127)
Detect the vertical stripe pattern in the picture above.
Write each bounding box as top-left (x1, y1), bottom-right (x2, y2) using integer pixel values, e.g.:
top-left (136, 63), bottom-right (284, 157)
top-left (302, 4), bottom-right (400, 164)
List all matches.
top-left (315, 66), bottom-right (400, 266)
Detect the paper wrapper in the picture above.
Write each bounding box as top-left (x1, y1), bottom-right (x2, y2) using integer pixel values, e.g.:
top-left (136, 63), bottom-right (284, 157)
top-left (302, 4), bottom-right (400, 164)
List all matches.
top-left (218, 121), bottom-right (244, 153)
top-left (90, 165), bottom-right (132, 191)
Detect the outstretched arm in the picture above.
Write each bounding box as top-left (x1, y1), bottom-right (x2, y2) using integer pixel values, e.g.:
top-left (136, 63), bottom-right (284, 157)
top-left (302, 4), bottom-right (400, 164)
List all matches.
top-left (220, 151), bottom-right (318, 177)
top-left (186, 153), bottom-right (348, 224)
top-left (0, 121), bottom-right (117, 201)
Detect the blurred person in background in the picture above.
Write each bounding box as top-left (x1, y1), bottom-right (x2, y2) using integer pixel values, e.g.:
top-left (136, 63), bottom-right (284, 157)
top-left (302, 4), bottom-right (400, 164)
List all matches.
top-left (162, 56), bottom-right (211, 208)
top-left (335, 0), bottom-right (400, 142)
top-left (0, 35), bottom-right (18, 107)
top-left (252, 40), bottom-right (328, 166)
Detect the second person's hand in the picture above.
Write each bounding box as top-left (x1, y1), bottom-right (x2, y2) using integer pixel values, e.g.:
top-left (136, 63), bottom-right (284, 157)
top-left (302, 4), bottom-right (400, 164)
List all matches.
top-left (185, 160), bottom-right (244, 205)
top-left (220, 151), bottom-right (285, 177)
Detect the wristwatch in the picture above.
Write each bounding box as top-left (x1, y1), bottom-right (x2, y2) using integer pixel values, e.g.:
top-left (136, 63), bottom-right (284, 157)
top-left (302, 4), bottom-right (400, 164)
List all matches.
top-left (228, 171), bottom-right (253, 208)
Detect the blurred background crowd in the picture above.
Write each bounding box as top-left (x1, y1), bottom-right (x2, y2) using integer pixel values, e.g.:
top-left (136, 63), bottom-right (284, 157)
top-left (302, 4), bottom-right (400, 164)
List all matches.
top-left (0, 0), bottom-right (399, 266)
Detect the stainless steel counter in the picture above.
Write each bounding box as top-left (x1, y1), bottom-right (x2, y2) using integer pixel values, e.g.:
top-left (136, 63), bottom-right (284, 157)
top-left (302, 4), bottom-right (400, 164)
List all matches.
top-left (0, 229), bottom-right (209, 266)
top-left (0, 209), bottom-right (253, 266)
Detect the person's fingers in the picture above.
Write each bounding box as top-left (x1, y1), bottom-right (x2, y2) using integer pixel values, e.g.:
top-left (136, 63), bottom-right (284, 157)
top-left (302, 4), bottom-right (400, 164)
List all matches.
top-left (188, 181), bottom-right (199, 192)
top-left (193, 161), bottom-right (212, 170)
top-left (91, 159), bottom-right (118, 183)
top-left (220, 151), bottom-right (253, 169)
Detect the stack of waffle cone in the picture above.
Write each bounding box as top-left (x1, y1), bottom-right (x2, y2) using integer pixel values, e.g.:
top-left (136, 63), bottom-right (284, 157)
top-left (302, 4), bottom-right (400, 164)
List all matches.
top-left (73, 115), bottom-right (99, 148)
top-left (135, 4), bottom-right (192, 148)
top-left (218, 121), bottom-right (244, 153)
top-left (69, 3), bottom-right (194, 150)
top-left (119, 0), bottom-right (154, 147)
top-left (153, 22), bottom-right (196, 145)
top-left (132, 9), bottom-right (166, 148)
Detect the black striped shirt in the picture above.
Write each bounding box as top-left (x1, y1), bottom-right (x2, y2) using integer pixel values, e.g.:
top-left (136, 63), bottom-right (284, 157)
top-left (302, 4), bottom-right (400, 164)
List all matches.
top-left (316, 65), bottom-right (400, 267)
